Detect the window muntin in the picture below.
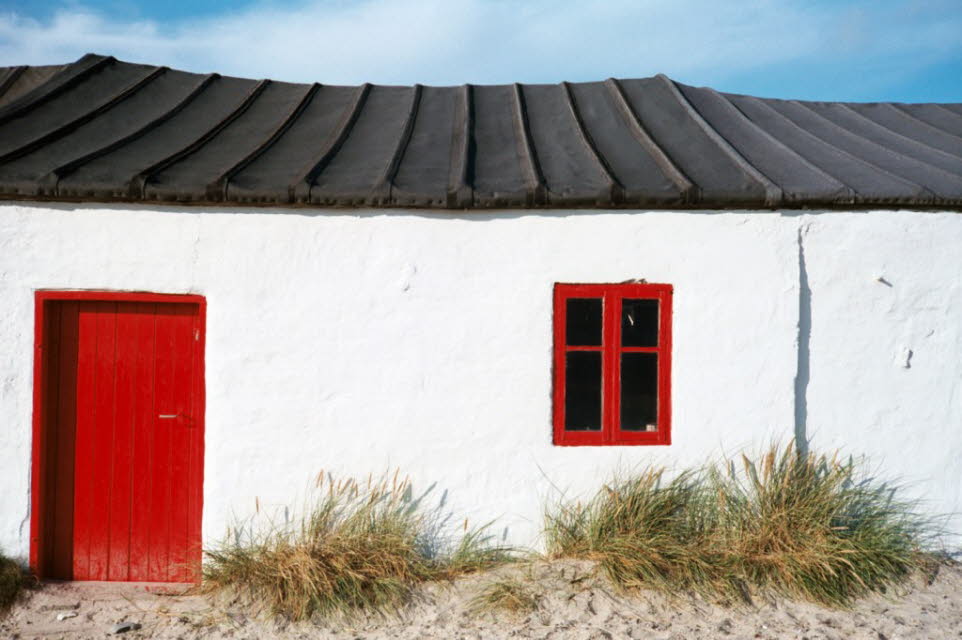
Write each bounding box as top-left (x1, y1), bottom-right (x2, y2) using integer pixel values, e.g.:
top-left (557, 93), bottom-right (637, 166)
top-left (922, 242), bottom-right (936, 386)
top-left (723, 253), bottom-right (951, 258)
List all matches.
top-left (553, 283), bottom-right (672, 446)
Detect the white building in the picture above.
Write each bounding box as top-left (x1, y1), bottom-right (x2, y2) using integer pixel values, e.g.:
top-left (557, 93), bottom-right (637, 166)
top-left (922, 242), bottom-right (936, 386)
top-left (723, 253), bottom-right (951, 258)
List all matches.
top-left (1, 54), bottom-right (960, 581)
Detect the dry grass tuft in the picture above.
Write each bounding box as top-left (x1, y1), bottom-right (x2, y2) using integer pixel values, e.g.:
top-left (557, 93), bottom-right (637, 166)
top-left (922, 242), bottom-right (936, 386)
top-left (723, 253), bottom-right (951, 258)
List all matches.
top-left (202, 472), bottom-right (510, 621)
top-left (545, 444), bottom-right (937, 607)
top-left (469, 577), bottom-right (541, 616)
top-left (0, 554), bottom-right (24, 614)
top-left (545, 468), bottom-right (712, 592)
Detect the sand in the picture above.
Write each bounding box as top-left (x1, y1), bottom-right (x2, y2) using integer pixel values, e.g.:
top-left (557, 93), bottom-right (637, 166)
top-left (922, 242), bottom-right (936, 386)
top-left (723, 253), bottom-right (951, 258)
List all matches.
top-left (4, 560), bottom-right (961, 639)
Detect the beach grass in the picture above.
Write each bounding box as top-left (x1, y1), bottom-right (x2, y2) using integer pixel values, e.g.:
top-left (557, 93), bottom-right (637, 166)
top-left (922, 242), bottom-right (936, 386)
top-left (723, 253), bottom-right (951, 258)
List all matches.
top-left (469, 576), bottom-right (541, 615)
top-left (544, 444), bottom-right (935, 607)
top-left (0, 553), bottom-right (23, 613)
top-left (201, 471), bottom-right (510, 621)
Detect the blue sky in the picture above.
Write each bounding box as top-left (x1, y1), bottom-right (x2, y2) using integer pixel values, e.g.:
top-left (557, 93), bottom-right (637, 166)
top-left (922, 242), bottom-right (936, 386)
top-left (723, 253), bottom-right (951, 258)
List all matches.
top-left (1, 0), bottom-right (960, 102)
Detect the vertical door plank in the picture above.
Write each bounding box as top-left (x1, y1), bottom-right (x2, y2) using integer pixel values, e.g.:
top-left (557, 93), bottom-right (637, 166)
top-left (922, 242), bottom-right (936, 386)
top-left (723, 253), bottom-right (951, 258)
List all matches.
top-left (40, 303), bottom-right (63, 577)
top-left (72, 303), bottom-right (99, 580)
top-left (166, 306), bottom-right (194, 582)
top-left (86, 303), bottom-right (118, 581)
top-left (40, 304), bottom-right (62, 577)
top-left (149, 304), bottom-right (176, 581)
top-left (50, 302), bottom-right (79, 578)
top-left (128, 303), bottom-right (157, 581)
top-left (107, 304), bottom-right (138, 580)
top-left (186, 307), bottom-right (204, 582)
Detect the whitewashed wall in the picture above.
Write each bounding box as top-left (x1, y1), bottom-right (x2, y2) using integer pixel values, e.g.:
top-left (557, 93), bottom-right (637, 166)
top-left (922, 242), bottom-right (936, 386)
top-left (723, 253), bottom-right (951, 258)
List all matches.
top-left (0, 203), bottom-right (959, 560)
top-left (802, 213), bottom-right (962, 540)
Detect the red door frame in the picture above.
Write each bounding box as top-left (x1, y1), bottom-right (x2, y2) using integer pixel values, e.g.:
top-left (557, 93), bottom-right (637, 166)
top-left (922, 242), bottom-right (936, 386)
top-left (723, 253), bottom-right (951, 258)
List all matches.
top-left (30, 290), bottom-right (207, 580)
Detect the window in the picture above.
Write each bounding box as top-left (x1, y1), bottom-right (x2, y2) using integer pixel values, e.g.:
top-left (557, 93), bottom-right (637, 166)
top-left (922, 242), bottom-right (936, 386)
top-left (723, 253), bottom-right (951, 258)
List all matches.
top-left (552, 283), bottom-right (672, 446)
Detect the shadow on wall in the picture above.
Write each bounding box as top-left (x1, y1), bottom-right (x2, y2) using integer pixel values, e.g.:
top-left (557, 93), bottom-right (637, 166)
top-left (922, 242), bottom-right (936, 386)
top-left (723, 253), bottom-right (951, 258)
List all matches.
top-left (795, 223), bottom-right (811, 456)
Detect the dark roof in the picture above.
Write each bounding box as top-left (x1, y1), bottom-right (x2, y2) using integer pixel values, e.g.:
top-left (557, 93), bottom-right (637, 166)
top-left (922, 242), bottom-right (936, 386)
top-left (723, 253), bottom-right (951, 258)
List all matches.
top-left (1, 53), bottom-right (961, 210)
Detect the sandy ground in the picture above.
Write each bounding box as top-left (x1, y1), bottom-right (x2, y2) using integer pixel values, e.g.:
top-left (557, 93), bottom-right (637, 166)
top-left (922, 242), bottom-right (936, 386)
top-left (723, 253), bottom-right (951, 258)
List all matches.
top-left (3, 560), bottom-right (961, 639)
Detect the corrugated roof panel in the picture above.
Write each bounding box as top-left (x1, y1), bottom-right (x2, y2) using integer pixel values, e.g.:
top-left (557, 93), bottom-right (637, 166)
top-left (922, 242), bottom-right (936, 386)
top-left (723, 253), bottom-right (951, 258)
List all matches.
top-left (521, 83), bottom-right (612, 205)
top-left (145, 80), bottom-right (312, 202)
top-left (59, 75), bottom-right (256, 199)
top-left (942, 104), bottom-right (962, 118)
top-left (0, 66), bottom-right (27, 105)
top-left (0, 65), bottom-right (66, 108)
top-left (227, 84), bottom-right (359, 204)
top-left (0, 54), bottom-right (111, 125)
top-left (0, 60), bottom-right (156, 159)
top-left (678, 83), bottom-right (853, 205)
top-left (309, 85), bottom-right (415, 205)
top-left (0, 69), bottom-right (202, 197)
top-left (567, 81), bottom-right (684, 204)
top-left (804, 102), bottom-right (962, 179)
top-left (618, 77), bottom-right (771, 205)
top-left (768, 99), bottom-right (960, 202)
top-left (391, 85), bottom-right (459, 207)
top-left (848, 103), bottom-right (962, 160)
top-left (471, 84), bottom-right (529, 207)
top-left (726, 93), bottom-right (929, 204)
top-left (894, 104), bottom-right (962, 139)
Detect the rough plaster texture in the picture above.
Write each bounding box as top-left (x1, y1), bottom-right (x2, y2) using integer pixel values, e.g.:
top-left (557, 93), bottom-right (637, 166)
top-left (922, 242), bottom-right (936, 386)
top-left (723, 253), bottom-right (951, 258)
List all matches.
top-left (801, 213), bottom-right (962, 541)
top-left (0, 203), bottom-right (958, 563)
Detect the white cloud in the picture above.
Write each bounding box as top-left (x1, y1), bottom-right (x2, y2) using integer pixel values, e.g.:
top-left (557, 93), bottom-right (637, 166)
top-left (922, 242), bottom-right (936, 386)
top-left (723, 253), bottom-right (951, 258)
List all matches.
top-left (0, 0), bottom-right (959, 92)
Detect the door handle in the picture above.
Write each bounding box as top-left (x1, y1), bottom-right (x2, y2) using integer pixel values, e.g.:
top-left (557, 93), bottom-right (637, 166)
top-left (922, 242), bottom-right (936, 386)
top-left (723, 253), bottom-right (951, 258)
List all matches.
top-left (159, 413), bottom-right (194, 427)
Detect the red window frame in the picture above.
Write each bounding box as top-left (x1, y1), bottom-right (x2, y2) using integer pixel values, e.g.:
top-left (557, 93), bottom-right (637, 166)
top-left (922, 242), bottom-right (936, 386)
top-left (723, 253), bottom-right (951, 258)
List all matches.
top-left (552, 283), bottom-right (672, 446)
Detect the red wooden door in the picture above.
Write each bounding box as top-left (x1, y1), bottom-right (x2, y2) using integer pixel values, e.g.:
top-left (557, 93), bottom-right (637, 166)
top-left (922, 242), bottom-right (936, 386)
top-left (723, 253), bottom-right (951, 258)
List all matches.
top-left (34, 295), bottom-right (204, 582)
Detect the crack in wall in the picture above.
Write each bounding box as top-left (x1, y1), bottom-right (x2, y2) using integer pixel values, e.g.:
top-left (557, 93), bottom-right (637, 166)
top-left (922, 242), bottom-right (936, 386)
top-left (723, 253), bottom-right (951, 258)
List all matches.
top-left (795, 221), bottom-right (811, 456)
top-left (191, 215), bottom-right (202, 287)
top-left (18, 509), bottom-right (30, 547)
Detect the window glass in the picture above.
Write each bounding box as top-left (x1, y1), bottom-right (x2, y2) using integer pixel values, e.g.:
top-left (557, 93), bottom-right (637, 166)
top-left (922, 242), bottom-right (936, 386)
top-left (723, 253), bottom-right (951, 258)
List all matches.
top-left (620, 352), bottom-right (658, 430)
top-left (566, 298), bottom-right (602, 346)
top-left (621, 298), bottom-right (659, 347)
top-left (565, 351), bottom-right (602, 430)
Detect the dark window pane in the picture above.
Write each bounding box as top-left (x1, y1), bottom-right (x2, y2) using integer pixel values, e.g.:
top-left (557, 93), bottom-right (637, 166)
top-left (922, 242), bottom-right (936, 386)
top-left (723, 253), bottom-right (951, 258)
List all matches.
top-left (622, 298), bottom-right (659, 347)
top-left (620, 353), bottom-right (658, 431)
top-left (565, 351), bottom-right (602, 431)
top-left (566, 298), bottom-right (602, 346)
